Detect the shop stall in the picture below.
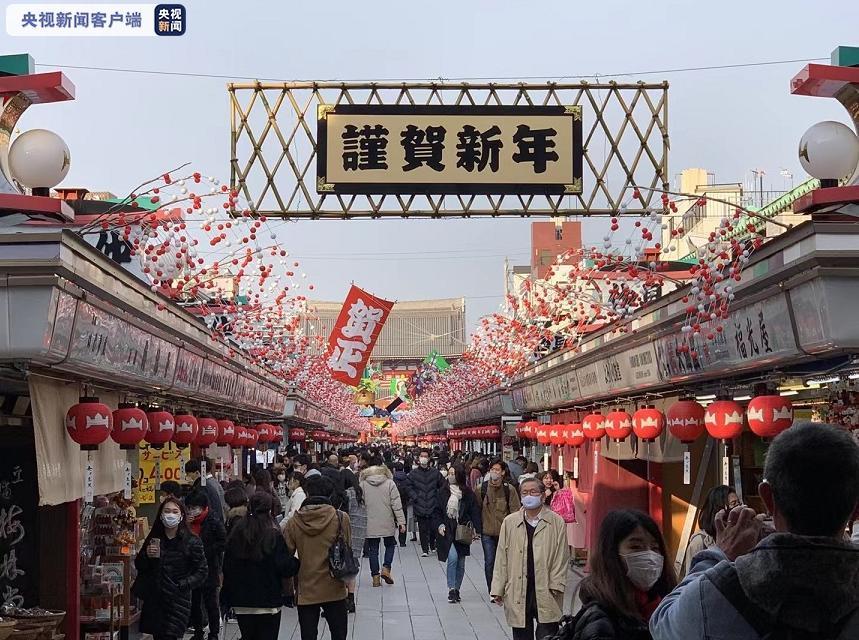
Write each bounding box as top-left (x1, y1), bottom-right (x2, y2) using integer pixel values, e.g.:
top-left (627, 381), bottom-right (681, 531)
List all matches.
top-left (0, 231), bottom-right (286, 640)
top-left (445, 220), bottom-right (859, 569)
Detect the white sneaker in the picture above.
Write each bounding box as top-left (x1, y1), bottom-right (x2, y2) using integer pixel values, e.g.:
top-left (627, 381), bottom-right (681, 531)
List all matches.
top-left (421, 552), bottom-right (429, 558)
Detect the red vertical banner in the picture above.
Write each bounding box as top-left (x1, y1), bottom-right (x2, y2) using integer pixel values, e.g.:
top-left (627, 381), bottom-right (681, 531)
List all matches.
top-left (326, 285), bottom-right (394, 386)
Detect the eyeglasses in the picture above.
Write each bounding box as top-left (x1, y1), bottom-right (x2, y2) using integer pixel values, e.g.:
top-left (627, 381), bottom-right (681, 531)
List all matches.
top-left (521, 489), bottom-right (544, 497)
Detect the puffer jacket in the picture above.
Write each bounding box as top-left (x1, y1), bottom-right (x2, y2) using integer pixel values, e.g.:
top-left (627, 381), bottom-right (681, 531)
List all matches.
top-left (195, 511), bottom-right (226, 588)
top-left (407, 466), bottom-right (445, 518)
top-left (134, 531), bottom-right (208, 638)
top-left (570, 603), bottom-right (651, 640)
top-left (650, 532), bottom-right (859, 639)
top-left (393, 469), bottom-right (410, 508)
top-left (360, 465), bottom-right (406, 538)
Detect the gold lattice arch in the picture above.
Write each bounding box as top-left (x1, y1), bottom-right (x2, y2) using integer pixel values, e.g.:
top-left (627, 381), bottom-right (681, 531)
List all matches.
top-left (229, 81), bottom-right (669, 219)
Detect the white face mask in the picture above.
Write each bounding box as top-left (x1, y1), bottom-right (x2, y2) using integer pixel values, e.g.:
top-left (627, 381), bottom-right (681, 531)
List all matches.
top-left (161, 512), bottom-right (182, 529)
top-left (621, 550), bottom-right (664, 591)
top-left (489, 471), bottom-right (503, 482)
top-left (277, 474), bottom-right (286, 482)
top-left (448, 474), bottom-right (458, 485)
top-left (419, 457), bottom-right (429, 466)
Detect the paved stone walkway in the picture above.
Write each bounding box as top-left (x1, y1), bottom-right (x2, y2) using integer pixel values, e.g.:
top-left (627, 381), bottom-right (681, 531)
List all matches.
top-left (223, 538), bottom-right (584, 640)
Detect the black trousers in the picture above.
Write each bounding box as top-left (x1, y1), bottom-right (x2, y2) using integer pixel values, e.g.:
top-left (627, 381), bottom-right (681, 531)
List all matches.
top-left (191, 583), bottom-right (220, 637)
top-left (512, 619), bottom-right (559, 640)
top-left (416, 515), bottom-right (437, 553)
top-left (236, 612), bottom-right (281, 640)
top-left (297, 599), bottom-right (348, 640)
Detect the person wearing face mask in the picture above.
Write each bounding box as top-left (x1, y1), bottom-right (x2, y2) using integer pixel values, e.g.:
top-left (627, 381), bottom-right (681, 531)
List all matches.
top-left (272, 465), bottom-right (290, 516)
top-left (185, 458), bottom-right (226, 523)
top-left (184, 491), bottom-right (227, 640)
top-left (476, 460), bottom-right (521, 591)
top-left (491, 477), bottom-right (568, 640)
top-left (571, 510), bottom-right (676, 640)
top-left (437, 464), bottom-right (483, 603)
top-left (406, 449), bottom-right (445, 557)
top-left (281, 471), bottom-right (307, 526)
top-left (133, 499), bottom-right (208, 640)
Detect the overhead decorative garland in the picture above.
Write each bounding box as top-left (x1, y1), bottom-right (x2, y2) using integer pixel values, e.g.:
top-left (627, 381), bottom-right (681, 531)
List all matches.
top-left (401, 186), bottom-right (778, 431)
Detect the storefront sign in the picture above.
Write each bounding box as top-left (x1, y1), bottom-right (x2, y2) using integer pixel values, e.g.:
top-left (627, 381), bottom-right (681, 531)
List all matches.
top-left (654, 293), bottom-right (798, 381)
top-left (0, 446), bottom-right (37, 608)
top-left (450, 393), bottom-right (505, 424)
top-left (136, 443), bottom-right (189, 505)
top-left (173, 349), bottom-right (205, 394)
top-left (576, 361), bottom-right (603, 400)
top-left (317, 105), bottom-right (583, 195)
top-left (68, 301), bottom-right (178, 387)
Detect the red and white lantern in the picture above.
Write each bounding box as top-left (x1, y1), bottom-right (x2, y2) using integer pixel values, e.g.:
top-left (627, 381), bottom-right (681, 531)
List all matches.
top-left (604, 410), bottom-right (633, 441)
top-left (215, 419), bottom-right (236, 447)
top-left (111, 404), bottom-right (148, 450)
top-left (196, 418), bottom-right (219, 447)
top-left (582, 413), bottom-right (606, 441)
top-left (747, 395), bottom-right (793, 438)
top-left (704, 400), bottom-right (744, 441)
top-left (667, 400), bottom-right (706, 443)
top-left (66, 397), bottom-right (113, 450)
top-left (144, 409), bottom-right (175, 449)
top-left (633, 406), bottom-right (665, 442)
top-left (173, 414), bottom-right (199, 449)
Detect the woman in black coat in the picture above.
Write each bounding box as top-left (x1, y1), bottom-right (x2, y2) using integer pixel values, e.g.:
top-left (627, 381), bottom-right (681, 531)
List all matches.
top-left (134, 499), bottom-right (208, 640)
top-left (571, 510), bottom-right (677, 640)
top-left (222, 493), bottom-right (300, 640)
top-left (437, 464), bottom-right (482, 604)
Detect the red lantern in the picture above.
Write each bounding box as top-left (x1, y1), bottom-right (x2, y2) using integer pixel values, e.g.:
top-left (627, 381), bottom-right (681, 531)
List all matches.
top-left (548, 426), bottom-right (564, 447)
top-left (215, 419), bottom-right (236, 446)
top-left (234, 426), bottom-right (247, 447)
top-left (256, 424), bottom-right (272, 444)
top-left (667, 400), bottom-right (706, 443)
top-left (633, 406), bottom-right (665, 441)
top-left (604, 410), bottom-right (633, 441)
top-left (271, 425), bottom-right (284, 444)
top-left (288, 427), bottom-right (306, 442)
top-left (747, 396), bottom-right (793, 438)
top-left (565, 423), bottom-right (586, 448)
top-left (582, 413), bottom-right (606, 441)
top-left (536, 425), bottom-right (550, 445)
top-left (66, 397), bottom-right (113, 450)
top-left (145, 410), bottom-right (175, 448)
top-left (705, 400), bottom-right (744, 440)
top-left (245, 428), bottom-right (259, 447)
top-left (196, 418), bottom-right (218, 447)
top-left (111, 404), bottom-right (148, 450)
top-left (173, 414), bottom-right (199, 448)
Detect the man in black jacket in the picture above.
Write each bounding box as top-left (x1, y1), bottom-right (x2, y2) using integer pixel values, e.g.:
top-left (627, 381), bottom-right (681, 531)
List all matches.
top-left (406, 449), bottom-right (445, 557)
top-left (185, 490), bottom-right (227, 640)
top-left (320, 453), bottom-right (348, 510)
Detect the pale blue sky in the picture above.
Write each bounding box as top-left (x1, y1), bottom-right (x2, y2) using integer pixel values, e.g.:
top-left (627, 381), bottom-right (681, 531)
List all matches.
top-left (7, 0), bottom-right (858, 327)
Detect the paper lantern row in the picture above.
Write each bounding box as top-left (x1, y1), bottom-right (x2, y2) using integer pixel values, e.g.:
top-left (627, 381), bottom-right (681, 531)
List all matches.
top-left (511, 396), bottom-right (793, 446)
top-left (65, 399), bottom-right (286, 450)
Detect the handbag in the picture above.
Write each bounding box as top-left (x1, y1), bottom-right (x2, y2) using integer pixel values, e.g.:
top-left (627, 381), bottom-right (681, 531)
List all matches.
top-left (455, 521), bottom-right (475, 545)
top-left (328, 511), bottom-right (359, 580)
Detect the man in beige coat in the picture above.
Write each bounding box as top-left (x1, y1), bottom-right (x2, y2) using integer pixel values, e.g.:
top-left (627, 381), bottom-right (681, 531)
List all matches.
top-left (360, 460), bottom-right (406, 587)
top-left (491, 476), bottom-right (569, 640)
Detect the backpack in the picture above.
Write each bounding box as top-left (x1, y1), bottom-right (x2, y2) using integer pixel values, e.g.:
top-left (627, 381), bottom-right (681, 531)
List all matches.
top-left (328, 511), bottom-right (359, 580)
top-left (480, 481), bottom-right (512, 515)
top-left (550, 488), bottom-right (576, 523)
top-left (705, 561), bottom-right (854, 639)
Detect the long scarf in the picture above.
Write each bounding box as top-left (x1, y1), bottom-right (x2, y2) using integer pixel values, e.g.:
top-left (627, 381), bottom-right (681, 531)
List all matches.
top-left (189, 507), bottom-right (209, 536)
top-left (447, 485), bottom-right (462, 519)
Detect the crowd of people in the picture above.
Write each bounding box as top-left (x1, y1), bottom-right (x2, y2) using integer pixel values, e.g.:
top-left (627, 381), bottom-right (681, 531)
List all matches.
top-left (131, 422), bottom-right (859, 640)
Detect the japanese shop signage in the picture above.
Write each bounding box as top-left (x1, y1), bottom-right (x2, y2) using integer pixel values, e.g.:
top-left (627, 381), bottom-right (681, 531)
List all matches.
top-left (317, 104), bottom-right (583, 195)
top-left (136, 442), bottom-right (189, 505)
top-left (654, 292), bottom-right (798, 381)
top-left (326, 285), bottom-right (394, 386)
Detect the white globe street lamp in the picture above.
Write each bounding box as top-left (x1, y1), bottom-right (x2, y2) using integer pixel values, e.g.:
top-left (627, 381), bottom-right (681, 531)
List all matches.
top-left (798, 121), bottom-right (859, 186)
top-left (8, 129), bottom-right (71, 196)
